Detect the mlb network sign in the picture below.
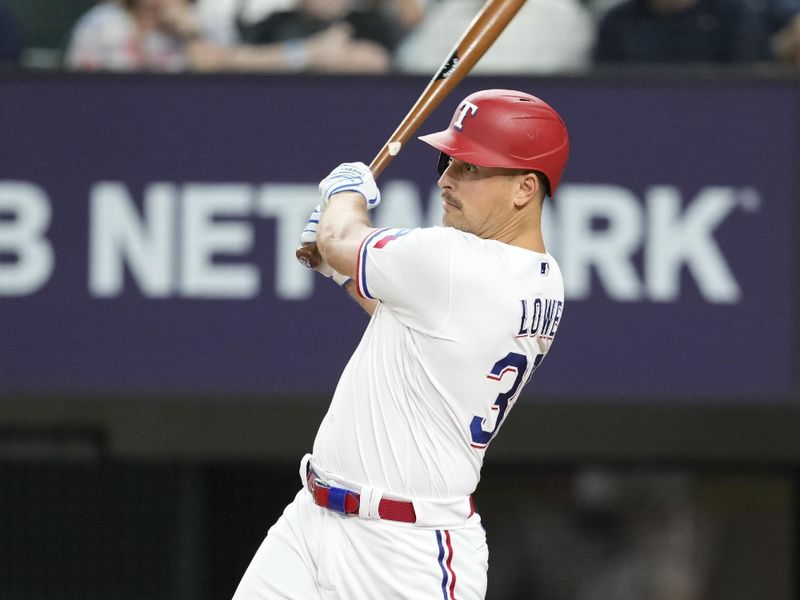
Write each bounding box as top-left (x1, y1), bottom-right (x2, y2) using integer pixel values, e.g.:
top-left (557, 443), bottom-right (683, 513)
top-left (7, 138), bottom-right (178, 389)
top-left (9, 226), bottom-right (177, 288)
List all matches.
top-left (0, 74), bottom-right (795, 399)
top-left (0, 179), bottom-right (758, 305)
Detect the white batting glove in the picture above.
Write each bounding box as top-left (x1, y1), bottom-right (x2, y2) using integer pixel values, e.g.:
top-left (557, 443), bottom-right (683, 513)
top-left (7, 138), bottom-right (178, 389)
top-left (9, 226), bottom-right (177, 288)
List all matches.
top-left (300, 204), bottom-right (350, 286)
top-left (319, 162), bottom-right (381, 209)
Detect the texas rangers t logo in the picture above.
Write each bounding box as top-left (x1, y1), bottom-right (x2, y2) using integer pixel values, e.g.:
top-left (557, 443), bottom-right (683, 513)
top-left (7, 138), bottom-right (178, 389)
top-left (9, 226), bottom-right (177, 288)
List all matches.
top-left (453, 101), bottom-right (478, 130)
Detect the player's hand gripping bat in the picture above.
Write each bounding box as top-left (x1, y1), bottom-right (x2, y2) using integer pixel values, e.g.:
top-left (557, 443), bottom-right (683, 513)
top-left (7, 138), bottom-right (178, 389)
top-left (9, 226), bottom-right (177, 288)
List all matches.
top-left (295, 0), bottom-right (527, 269)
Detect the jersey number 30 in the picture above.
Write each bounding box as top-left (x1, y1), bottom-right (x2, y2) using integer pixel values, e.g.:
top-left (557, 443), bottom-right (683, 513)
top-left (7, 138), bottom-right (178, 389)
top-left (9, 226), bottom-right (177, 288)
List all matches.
top-left (469, 352), bottom-right (543, 449)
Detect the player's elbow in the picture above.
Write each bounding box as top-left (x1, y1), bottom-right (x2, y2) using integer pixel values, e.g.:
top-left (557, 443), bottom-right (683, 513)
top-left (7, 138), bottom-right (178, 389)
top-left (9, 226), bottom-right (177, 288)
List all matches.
top-left (317, 196), bottom-right (373, 277)
top-left (316, 223), bottom-right (337, 258)
top-left (317, 223), bottom-right (355, 278)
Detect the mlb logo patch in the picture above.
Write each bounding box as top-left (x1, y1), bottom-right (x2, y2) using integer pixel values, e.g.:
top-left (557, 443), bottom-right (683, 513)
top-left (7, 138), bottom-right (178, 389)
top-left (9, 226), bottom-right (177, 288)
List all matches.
top-left (540, 262), bottom-right (550, 276)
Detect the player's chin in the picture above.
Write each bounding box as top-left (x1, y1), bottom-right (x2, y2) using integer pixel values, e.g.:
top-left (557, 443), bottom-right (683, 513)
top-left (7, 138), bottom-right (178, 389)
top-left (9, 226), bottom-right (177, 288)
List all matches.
top-left (442, 201), bottom-right (460, 226)
top-left (443, 213), bottom-right (468, 232)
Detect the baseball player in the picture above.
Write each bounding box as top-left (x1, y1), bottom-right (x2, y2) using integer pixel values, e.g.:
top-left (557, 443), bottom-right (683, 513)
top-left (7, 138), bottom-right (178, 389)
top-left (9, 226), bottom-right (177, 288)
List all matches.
top-left (233, 89), bottom-right (569, 599)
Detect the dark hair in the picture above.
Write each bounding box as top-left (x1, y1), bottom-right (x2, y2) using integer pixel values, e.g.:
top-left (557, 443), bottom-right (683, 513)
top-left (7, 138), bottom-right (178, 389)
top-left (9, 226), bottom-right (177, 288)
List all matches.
top-left (534, 170), bottom-right (552, 198)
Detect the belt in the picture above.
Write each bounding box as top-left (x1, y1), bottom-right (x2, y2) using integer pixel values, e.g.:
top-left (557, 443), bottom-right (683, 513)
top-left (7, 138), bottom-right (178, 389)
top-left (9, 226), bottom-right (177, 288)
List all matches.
top-left (305, 465), bottom-right (418, 523)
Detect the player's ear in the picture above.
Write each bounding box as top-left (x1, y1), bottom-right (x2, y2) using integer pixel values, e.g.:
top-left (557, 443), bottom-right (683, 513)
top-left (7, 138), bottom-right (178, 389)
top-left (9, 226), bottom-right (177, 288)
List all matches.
top-left (512, 171), bottom-right (541, 208)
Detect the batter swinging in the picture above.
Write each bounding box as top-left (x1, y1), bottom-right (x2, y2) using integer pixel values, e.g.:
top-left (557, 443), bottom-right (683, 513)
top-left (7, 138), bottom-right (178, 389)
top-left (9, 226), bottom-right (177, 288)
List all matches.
top-left (233, 89), bottom-right (570, 600)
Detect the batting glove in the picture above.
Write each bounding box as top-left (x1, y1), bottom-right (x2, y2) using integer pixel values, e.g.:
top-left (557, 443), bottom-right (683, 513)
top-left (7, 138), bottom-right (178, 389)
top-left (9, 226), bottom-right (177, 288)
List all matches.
top-left (319, 162), bottom-right (381, 209)
top-left (300, 204), bottom-right (350, 286)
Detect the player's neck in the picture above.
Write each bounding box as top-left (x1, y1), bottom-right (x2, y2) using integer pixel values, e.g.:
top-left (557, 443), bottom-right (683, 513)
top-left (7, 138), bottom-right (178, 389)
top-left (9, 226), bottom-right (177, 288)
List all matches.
top-left (489, 223), bottom-right (546, 254)
top-left (512, 230), bottom-right (546, 254)
top-left (502, 192), bottom-right (546, 252)
top-left (490, 208), bottom-right (546, 253)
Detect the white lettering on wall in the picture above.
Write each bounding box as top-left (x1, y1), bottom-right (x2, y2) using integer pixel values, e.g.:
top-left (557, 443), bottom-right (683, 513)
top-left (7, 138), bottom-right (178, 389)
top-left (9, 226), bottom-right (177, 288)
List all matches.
top-left (257, 183), bottom-right (319, 300)
top-left (545, 184), bottom-right (748, 303)
top-left (90, 182), bottom-right (259, 298)
top-left (11, 179), bottom-right (753, 303)
top-left (90, 182), bottom-right (175, 297)
top-left (373, 181), bottom-right (426, 229)
top-left (0, 181), bottom-right (54, 296)
top-left (645, 186), bottom-right (740, 303)
top-left (181, 184), bottom-right (258, 298)
top-left (556, 185), bottom-right (644, 301)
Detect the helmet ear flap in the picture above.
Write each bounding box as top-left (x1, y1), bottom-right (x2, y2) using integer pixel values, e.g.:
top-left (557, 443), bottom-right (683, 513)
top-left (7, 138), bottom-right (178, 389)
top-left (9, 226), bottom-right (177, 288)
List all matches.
top-left (436, 152), bottom-right (450, 176)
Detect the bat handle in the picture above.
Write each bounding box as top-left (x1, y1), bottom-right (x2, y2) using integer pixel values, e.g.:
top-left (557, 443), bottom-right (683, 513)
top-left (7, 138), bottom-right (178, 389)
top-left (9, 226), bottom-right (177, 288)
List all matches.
top-left (296, 159), bottom-right (385, 270)
top-left (296, 241), bottom-right (321, 269)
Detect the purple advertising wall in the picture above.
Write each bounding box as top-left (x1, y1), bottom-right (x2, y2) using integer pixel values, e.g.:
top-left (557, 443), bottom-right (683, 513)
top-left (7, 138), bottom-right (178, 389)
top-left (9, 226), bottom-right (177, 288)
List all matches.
top-left (0, 74), bottom-right (797, 401)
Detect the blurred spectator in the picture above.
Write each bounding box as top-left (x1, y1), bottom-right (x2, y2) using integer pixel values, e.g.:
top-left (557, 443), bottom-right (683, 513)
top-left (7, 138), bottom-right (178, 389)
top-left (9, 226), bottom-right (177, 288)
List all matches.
top-left (367, 0), bottom-right (428, 29)
top-left (0, 0), bottom-right (23, 65)
top-left (765, 0), bottom-right (800, 65)
top-left (589, 0), bottom-right (630, 16)
top-left (235, 0), bottom-right (409, 73)
top-left (763, 0), bottom-right (800, 30)
top-left (64, 0), bottom-right (409, 74)
top-left (570, 469), bottom-right (709, 600)
top-left (394, 0), bottom-right (595, 75)
top-left (194, 0), bottom-right (293, 46)
top-left (64, 0), bottom-right (225, 71)
top-left (594, 0), bottom-right (772, 64)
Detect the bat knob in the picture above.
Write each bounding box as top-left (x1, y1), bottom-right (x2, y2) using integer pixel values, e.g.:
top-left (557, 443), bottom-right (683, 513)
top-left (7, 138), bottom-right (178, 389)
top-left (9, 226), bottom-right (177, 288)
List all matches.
top-left (296, 242), bottom-right (321, 269)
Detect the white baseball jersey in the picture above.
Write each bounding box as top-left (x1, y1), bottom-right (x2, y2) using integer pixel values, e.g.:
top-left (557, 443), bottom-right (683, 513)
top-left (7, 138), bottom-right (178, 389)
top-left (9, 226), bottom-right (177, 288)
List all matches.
top-left (312, 226), bottom-right (564, 499)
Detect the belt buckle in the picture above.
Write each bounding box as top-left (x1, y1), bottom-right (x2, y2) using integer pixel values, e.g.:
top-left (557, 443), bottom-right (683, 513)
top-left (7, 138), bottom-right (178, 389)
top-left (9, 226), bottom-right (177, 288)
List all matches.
top-left (310, 474), bottom-right (327, 492)
top-left (309, 470), bottom-right (351, 515)
top-left (307, 465), bottom-right (327, 493)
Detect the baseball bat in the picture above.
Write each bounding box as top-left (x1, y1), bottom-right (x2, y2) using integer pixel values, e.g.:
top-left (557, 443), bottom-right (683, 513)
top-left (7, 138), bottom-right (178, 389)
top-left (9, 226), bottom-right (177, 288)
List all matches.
top-left (295, 0), bottom-right (527, 269)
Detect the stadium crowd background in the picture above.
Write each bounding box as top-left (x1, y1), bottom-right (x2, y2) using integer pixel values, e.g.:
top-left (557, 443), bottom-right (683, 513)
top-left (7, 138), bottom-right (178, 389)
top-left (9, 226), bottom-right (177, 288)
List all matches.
top-left (0, 2), bottom-right (799, 600)
top-left (0, 0), bottom-right (798, 73)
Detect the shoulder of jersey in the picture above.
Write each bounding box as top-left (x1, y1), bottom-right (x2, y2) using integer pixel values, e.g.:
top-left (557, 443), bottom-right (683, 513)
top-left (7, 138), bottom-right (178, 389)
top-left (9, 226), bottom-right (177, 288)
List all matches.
top-left (375, 226), bottom-right (465, 247)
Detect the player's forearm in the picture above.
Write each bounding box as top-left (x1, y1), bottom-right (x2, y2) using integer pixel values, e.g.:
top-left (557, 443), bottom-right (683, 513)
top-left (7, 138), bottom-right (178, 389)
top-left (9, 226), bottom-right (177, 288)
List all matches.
top-left (317, 192), bottom-right (373, 280)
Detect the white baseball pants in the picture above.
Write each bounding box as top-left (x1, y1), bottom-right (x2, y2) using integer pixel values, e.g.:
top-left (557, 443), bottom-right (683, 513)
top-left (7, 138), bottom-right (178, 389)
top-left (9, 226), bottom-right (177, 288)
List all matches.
top-left (232, 488), bottom-right (489, 599)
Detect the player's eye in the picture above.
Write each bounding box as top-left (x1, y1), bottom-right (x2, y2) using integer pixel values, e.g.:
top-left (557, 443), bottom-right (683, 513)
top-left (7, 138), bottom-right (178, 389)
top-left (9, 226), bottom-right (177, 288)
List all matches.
top-left (464, 163), bottom-right (477, 172)
top-left (437, 154), bottom-right (453, 176)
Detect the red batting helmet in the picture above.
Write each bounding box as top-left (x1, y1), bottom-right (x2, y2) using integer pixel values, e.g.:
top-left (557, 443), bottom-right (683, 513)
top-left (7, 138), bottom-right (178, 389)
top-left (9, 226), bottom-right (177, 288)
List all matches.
top-left (418, 89), bottom-right (570, 197)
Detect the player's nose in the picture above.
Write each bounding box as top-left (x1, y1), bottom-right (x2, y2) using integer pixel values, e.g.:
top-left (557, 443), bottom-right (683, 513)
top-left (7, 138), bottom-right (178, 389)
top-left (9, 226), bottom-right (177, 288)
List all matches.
top-left (437, 162), bottom-right (456, 190)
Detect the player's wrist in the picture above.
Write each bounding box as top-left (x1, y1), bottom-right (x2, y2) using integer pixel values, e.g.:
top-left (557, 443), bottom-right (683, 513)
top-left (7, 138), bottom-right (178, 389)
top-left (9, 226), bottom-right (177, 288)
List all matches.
top-left (324, 190), bottom-right (369, 208)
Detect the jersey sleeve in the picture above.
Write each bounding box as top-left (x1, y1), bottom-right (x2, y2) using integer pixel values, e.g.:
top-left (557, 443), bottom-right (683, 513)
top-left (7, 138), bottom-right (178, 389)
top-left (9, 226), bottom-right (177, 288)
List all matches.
top-left (355, 227), bottom-right (454, 332)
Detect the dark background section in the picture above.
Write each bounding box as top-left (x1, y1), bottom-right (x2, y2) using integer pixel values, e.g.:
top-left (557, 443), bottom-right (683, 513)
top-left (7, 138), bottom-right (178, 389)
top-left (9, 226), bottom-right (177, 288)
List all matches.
top-left (0, 455), bottom-right (794, 600)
